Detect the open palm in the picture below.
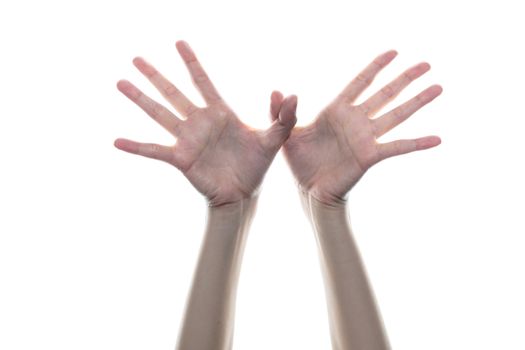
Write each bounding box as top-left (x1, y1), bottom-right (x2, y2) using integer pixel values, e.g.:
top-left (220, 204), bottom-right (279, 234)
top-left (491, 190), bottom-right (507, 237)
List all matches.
top-left (277, 50), bottom-right (442, 206)
top-left (115, 41), bottom-right (296, 206)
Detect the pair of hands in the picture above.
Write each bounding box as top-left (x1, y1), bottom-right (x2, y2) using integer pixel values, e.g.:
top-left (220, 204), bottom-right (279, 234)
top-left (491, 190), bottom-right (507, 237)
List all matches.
top-left (115, 41), bottom-right (442, 207)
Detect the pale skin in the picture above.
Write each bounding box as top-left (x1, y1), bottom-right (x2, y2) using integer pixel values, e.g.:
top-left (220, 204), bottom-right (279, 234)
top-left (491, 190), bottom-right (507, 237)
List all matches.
top-left (276, 49), bottom-right (442, 206)
top-left (115, 41), bottom-right (296, 350)
top-left (115, 42), bottom-right (441, 349)
top-left (273, 50), bottom-right (442, 349)
top-left (115, 40), bottom-right (297, 207)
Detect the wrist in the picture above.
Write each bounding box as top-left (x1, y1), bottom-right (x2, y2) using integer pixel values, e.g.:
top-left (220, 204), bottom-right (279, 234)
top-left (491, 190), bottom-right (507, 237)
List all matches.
top-left (206, 195), bottom-right (258, 229)
top-left (299, 189), bottom-right (349, 230)
top-left (298, 187), bottom-right (348, 213)
top-left (206, 186), bottom-right (262, 209)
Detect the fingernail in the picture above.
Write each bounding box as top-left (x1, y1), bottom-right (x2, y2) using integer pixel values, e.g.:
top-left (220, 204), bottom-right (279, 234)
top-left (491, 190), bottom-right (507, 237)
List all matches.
top-left (291, 95), bottom-right (298, 107)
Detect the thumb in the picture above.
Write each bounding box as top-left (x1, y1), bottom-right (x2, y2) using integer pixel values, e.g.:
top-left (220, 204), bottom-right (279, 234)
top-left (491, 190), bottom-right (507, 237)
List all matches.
top-left (279, 94), bottom-right (298, 127)
top-left (263, 94), bottom-right (298, 151)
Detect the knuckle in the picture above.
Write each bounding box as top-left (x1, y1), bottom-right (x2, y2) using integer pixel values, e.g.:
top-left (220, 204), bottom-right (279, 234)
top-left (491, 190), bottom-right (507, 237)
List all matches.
top-left (402, 71), bottom-right (414, 82)
top-left (414, 92), bottom-right (424, 105)
top-left (150, 144), bottom-right (161, 154)
top-left (394, 141), bottom-right (403, 154)
top-left (372, 57), bottom-right (385, 69)
top-left (366, 150), bottom-right (381, 166)
top-left (371, 119), bottom-right (380, 135)
top-left (380, 85), bottom-right (395, 98)
top-left (193, 72), bottom-right (210, 84)
top-left (170, 120), bottom-right (181, 135)
top-left (358, 103), bottom-right (371, 116)
top-left (376, 145), bottom-right (386, 161)
top-left (214, 104), bottom-right (230, 118)
top-left (356, 73), bottom-right (373, 85)
top-left (164, 84), bottom-right (179, 97)
top-left (185, 104), bottom-right (198, 116)
top-left (393, 105), bottom-right (404, 120)
top-left (151, 103), bottom-right (164, 119)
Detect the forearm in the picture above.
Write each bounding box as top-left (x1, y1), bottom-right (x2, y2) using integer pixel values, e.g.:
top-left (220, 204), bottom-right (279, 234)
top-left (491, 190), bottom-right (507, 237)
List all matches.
top-left (301, 190), bottom-right (390, 350)
top-left (175, 197), bottom-right (257, 350)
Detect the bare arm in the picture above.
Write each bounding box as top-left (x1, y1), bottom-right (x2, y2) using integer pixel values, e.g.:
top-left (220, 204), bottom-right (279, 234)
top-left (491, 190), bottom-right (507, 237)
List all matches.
top-left (278, 50), bottom-right (442, 349)
top-left (176, 198), bottom-right (256, 350)
top-left (302, 191), bottom-right (388, 350)
top-left (114, 41), bottom-right (297, 350)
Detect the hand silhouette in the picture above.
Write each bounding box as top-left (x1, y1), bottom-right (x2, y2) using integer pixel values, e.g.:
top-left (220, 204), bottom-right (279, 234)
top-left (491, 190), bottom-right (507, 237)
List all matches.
top-left (115, 41), bottom-right (297, 206)
top-left (274, 50), bottom-right (442, 206)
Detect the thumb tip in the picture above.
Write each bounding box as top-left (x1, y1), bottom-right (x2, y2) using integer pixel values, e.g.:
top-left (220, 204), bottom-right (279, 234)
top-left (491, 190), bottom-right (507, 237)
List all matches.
top-left (290, 95), bottom-right (298, 107)
top-left (285, 95), bottom-right (298, 113)
top-left (279, 96), bottom-right (298, 127)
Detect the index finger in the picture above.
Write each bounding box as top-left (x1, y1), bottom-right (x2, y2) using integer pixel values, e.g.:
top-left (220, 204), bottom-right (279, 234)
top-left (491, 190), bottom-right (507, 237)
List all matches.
top-left (132, 57), bottom-right (198, 117)
top-left (175, 41), bottom-right (222, 105)
top-left (338, 50), bottom-right (398, 104)
top-left (117, 79), bottom-right (181, 137)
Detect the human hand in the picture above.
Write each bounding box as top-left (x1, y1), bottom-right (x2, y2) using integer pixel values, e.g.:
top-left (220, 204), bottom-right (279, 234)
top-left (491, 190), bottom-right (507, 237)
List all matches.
top-left (115, 41), bottom-right (297, 207)
top-left (275, 50), bottom-right (442, 206)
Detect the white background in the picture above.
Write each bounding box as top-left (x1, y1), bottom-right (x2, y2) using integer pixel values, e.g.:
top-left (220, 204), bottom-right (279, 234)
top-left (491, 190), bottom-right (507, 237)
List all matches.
top-left (1, 0), bottom-right (524, 349)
